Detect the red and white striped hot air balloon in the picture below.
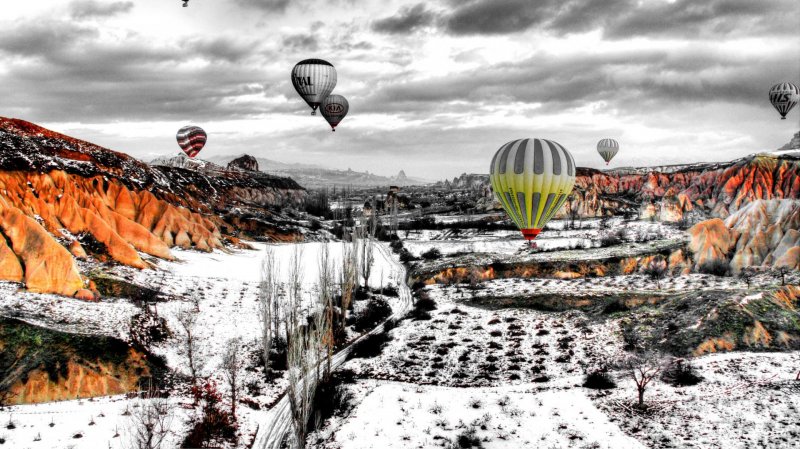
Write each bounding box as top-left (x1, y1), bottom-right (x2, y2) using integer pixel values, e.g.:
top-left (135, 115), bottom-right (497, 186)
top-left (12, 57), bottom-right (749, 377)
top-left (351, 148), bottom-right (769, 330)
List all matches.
top-left (176, 125), bottom-right (207, 158)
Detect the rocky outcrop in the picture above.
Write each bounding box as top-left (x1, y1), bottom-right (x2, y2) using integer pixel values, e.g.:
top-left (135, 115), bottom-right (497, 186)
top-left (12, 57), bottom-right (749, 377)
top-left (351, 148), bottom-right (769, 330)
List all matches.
top-left (688, 199), bottom-right (800, 273)
top-left (0, 318), bottom-right (164, 404)
top-left (455, 149), bottom-right (800, 223)
top-left (228, 154), bottom-right (259, 172)
top-left (0, 117), bottom-right (308, 296)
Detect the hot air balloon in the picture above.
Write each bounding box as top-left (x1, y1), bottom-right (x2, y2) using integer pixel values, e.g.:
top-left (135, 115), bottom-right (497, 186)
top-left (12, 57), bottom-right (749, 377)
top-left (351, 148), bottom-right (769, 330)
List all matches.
top-left (176, 126), bottom-right (207, 158)
top-left (320, 94), bottom-right (349, 131)
top-left (489, 138), bottom-right (576, 242)
top-left (769, 82), bottom-right (800, 120)
top-left (597, 138), bottom-right (619, 165)
top-left (291, 59), bottom-right (337, 115)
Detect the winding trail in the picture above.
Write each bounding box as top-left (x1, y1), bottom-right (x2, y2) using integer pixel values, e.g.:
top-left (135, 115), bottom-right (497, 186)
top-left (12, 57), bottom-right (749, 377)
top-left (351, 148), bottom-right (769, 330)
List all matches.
top-left (251, 241), bottom-right (413, 449)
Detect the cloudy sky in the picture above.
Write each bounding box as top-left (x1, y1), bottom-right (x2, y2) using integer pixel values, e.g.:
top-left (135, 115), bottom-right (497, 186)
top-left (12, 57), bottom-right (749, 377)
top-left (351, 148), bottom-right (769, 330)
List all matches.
top-left (1, 0), bottom-right (798, 180)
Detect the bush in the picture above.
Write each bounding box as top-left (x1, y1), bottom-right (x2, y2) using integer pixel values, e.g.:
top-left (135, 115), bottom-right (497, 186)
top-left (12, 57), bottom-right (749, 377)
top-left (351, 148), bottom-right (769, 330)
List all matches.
top-left (353, 298), bottom-right (392, 332)
top-left (184, 380), bottom-right (237, 447)
top-left (598, 228), bottom-right (625, 247)
top-left (449, 427), bottom-right (483, 448)
top-left (349, 332), bottom-right (392, 359)
top-left (389, 240), bottom-right (404, 253)
top-left (382, 284), bottom-right (399, 297)
top-left (582, 369), bottom-right (616, 389)
top-left (415, 296), bottom-right (437, 311)
top-left (698, 259), bottom-right (729, 276)
top-left (408, 295), bottom-right (436, 321)
top-left (661, 358), bottom-right (703, 387)
top-left (421, 247), bottom-right (443, 261)
top-left (308, 370), bottom-right (357, 436)
top-left (399, 249), bottom-right (418, 264)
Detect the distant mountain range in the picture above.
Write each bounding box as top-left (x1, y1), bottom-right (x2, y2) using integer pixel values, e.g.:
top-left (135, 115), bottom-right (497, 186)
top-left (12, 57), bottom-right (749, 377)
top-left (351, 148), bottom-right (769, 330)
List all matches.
top-left (200, 154), bottom-right (429, 189)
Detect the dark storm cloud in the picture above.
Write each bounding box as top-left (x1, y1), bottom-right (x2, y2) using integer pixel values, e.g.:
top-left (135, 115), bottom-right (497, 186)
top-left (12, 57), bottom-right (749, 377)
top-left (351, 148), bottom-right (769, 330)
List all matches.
top-left (372, 3), bottom-right (435, 34)
top-left (360, 47), bottom-right (793, 117)
top-left (69, 0), bottom-right (134, 19)
top-left (281, 33), bottom-right (319, 52)
top-left (443, 0), bottom-right (551, 35)
top-left (233, 0), bottom-right (291, 13)
top-left (0, 19), bottom-right (275, 123)
top-left (604, 0), bottom-right (798, 39)
top-left (438, 0), bottom-right (797, 38)
top-left (0, 21), bottom-right (97, 57)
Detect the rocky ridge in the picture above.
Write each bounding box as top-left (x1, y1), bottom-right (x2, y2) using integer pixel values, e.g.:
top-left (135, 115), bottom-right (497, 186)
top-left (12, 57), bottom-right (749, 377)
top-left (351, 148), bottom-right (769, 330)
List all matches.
top-left (0, 117), bottom-right (307, 297)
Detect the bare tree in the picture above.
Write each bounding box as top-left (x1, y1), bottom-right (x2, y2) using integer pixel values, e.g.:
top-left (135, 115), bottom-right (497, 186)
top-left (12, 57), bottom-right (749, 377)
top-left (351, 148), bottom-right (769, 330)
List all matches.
top-left (259, 248), bottom-right (281, 379)
top-left (358, 198), bottom-right (378, 286)
top-left (773, 266), bottom-right (791, 286)
top-left (286, 309), bottom-right (329, 449)
top-left (738, 267), bottom-right (755, 289)
top-left (176, 308), bottom-right (202, 386)
top-left (284, 246), bottom-right (305, 344)
top-left (222, 338), bottom-right (242, 420)
top-left (643, 256), bottom-right (668, 290)
top-left (317, 244), bottom-right (336, 380)
top-left (624, 352), bottom-right (665, 408)
top-left (126, 392), bottom-right (175, 449)
top-left (339, 242), bottom-right (358, 335)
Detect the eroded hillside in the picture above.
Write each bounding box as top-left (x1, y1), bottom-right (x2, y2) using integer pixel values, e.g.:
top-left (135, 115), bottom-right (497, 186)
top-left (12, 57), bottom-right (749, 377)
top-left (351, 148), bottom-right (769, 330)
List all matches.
top-left (0, 117), bottom-right (308, 297)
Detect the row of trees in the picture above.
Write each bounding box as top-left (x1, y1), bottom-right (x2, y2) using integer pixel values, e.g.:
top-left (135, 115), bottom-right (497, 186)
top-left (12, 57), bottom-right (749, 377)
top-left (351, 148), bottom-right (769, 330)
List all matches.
top-left (258, 220), bottom-right (379, 448)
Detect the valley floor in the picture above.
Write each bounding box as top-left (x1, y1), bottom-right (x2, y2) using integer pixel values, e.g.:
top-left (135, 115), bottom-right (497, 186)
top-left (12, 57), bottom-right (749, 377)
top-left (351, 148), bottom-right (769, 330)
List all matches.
top-left (1, 222), bottom-right (799, 449)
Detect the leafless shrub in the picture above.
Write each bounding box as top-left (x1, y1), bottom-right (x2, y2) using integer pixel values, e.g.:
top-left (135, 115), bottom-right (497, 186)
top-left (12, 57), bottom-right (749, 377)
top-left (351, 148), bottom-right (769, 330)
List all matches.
top-left (259, 248), bottom-right (282, 379)
top-left (125, 392), bottom-right (175, 449)
top-left (222, 338), bottom-right (242, 420)
top-left (176, 308), bottom-right (202, 386)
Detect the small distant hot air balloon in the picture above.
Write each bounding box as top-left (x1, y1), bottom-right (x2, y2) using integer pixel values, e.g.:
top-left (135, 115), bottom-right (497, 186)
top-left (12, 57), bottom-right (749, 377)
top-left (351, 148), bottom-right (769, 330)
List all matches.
top-left (769, 82), bottom-right (800, 120)
top-left (320, 95), bottom-right (349, 131)
top-left (597, 138), bottom-right (619, 165)
top-left (489, 138), bottom-right (576, 242)
top-left (291, 59), bottom-right (337, 115)
top-left (176, 126), bottom-right (207, 158)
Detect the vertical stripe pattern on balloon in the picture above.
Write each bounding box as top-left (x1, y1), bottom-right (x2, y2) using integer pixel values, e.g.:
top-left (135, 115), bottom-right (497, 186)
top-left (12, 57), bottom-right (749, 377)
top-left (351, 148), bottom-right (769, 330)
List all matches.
top-left (489, 138), bottom-right (577, 240)
top-left (769, 82), bottom-right (800, 119)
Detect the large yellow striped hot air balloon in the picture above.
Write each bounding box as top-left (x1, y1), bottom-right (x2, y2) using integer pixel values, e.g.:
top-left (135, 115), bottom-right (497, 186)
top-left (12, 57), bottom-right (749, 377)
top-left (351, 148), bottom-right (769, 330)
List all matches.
top-left (490, 138), bottom-right (576, 241)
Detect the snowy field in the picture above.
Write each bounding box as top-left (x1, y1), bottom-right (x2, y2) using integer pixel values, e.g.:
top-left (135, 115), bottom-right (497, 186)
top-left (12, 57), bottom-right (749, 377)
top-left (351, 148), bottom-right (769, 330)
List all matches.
top-left (323, 280), bottom-right (800, 449)
top-left (401, 219), bottom-right (684, 259)
top-left (0, 395), bottom-right (193, 449)
top-left (0, 240), bottom-right (406, 448)
top-left (316, 382), bottom-right (646, 449)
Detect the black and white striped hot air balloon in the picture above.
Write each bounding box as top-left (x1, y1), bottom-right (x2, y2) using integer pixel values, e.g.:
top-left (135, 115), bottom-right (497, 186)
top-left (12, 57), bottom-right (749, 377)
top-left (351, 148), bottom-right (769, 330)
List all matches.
top-left (769, 82), bottom-right (800, 120)
top-left (291, 59), bottom-right (337, 115)
top-left (597, 138), bottom-right (619, 165)
top-left (320, 94), bottom-right (349, 132)
top-left (176, 126), bottom-right (207, 158)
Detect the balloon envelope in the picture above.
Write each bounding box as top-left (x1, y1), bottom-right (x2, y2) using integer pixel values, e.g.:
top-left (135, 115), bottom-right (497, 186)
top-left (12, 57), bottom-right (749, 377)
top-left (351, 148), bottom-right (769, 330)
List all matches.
top-left (320, 94), bottom-right (349, 131)
top-left (176, 126), bottom-right (207, 158)
top-left (489, 138), bottom-right (576, 241)
top-left (597, 138), bottom-right (619, 165)
top-left (291, 59), bottom-right (337, 115)
top-left (769, 82), bottom-right (800, 119)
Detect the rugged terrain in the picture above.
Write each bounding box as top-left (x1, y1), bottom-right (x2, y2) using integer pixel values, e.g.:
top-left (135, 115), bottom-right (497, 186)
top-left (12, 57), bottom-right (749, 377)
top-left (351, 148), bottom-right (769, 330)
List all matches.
top-left (0, 117), bottom-right (309, 297)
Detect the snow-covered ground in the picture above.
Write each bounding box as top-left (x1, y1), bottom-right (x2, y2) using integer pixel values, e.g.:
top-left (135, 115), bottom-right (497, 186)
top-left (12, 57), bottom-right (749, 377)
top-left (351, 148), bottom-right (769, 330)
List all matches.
top-left (0, 240), bottom-right (405, 448)
top-left (319, 280), bottom-right (800, 449)
top-left (425, 273), bottom-right (754, 301)
top-left (316, 382), bottom-right (646, 449)
top-left (401, 219), bottom-right (682, 258)
top-left (0, 395), bottom-right (194, 449)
